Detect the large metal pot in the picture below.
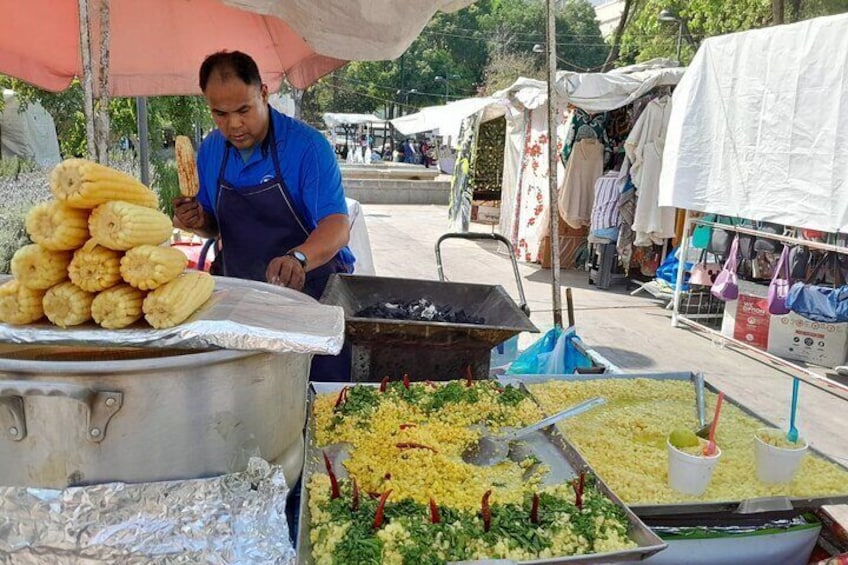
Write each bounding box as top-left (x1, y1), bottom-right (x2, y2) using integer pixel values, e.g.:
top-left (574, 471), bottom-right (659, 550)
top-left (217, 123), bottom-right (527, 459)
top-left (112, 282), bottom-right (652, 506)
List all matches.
top-left (0, 344), bottom-right (309, 489)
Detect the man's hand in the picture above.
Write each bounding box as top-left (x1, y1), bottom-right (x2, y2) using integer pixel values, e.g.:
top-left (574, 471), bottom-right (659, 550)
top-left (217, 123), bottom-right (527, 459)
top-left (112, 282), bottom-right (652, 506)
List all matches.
top-left (266, 255), bottom-right (305, 291)
top-left (172, 197), bottom-right (209, 231)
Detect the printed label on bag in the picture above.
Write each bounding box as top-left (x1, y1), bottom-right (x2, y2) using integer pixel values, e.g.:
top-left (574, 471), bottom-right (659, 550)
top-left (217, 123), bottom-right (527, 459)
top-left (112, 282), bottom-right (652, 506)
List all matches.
top-left (733, 294), bottom-right (771, 349)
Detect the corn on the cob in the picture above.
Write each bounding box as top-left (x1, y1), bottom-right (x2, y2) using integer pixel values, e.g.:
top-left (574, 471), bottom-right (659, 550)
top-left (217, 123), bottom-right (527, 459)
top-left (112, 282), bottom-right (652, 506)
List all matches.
top-left (68, 239), bottom-right (124, 292)
top-left (175, 135), bottom-right (200, 197)
top-left (50, 158), bottom-right (159, 209)
top-left (43, 281), bottom-right (95, 327)
top-left (143, 271), bottom-right (214, 329)
top-left (89, 201), bottom-right (173, 251)
top-left (91, 284), bottom-right (145, 329)
top-left (10, 244), bottom-right (72, 290)
top-left (25, 200), bottom-right (90, 251)
top-left (120, 245), bottom-right (188, 290)
top-left (0, 279), bottom-right (46, 325)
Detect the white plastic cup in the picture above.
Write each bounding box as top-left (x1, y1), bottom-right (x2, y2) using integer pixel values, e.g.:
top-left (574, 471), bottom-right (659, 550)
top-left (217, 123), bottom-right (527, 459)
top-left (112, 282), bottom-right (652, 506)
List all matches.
top-left (754, 427), bottom-right (809, 484)
top-left (667, 439), bottom-right (722, 496)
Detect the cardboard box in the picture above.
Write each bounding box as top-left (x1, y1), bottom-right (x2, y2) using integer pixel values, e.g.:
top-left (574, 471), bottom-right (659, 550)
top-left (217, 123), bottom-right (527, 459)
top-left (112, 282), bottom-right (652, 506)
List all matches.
top-left (721, 280), bottom-right (848, 367)
top-left (471, 201), bottom-right (500, 224)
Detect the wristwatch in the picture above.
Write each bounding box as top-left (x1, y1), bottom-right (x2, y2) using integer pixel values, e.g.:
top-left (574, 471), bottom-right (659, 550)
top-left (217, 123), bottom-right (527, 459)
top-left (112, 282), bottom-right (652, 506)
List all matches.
top-left (286, 250), bottom-right (308, 270)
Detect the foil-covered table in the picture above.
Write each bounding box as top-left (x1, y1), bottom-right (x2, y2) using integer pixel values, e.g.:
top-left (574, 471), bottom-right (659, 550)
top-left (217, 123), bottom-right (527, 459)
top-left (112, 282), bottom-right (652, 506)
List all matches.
top-left (0, 275), bottom-right (344, 355)
top-left (0, 458), bottom-right (295, 564)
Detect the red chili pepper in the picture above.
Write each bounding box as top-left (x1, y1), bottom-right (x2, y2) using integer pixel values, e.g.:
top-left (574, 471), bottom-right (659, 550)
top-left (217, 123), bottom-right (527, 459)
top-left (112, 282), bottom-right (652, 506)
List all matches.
top-left (368, 491), bottom-right (381, 500)
top-left (334, 386), bottom-right (348, 408)
top-left (384, 472), bottom-right (392, 480)
top-left (373, 489), bottom-right (393, 530)
top-left (573, 473), bottom-right (585, 510)
top-left (351, 478), bottom-right (360, 511)
top-left (396, 442), bottom-right (438, 453)
top-left (429, 497), bottom-right (440, 524)
top-left (481, 490), bottom-right (492, 532)
top-left (403, 374), bottom-right (410, 389)
top-left (379, 376), bottom-right (389, 392)
top-left (322, 451), bottom-right (340, 499)
top-left (399, 423), bottom-right (417, 430)
top-left (530, 493), bottom-right (540, 524)
top-left (465, 365), bottom-right (473, 387)
top-left (496, 386), bottom-right (506, 394)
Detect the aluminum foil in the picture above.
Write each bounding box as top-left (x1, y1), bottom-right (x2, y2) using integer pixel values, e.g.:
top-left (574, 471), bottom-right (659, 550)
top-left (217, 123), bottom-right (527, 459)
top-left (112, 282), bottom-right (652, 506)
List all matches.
top-left (0, 275), bottom-right (344, 355)
top-left (0, 457), bottom-right (295, 564)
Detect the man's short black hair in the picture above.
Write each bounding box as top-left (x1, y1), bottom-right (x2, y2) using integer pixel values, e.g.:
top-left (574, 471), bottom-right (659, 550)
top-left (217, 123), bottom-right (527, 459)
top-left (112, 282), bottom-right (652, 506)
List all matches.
top-left (199, 51), bottom-right (262, 91)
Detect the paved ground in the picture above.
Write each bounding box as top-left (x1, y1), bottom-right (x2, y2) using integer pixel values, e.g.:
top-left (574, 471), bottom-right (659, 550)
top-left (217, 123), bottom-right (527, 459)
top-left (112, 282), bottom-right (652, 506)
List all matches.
top-left (362, 203), bottom-right (848, 464)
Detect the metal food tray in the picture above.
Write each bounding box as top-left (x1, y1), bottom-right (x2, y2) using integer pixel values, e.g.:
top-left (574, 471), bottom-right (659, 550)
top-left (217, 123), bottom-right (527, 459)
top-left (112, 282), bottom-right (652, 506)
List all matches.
top-left (512, 372), bottom-right (848, 516)
top-left (296, 382), bottom-right (667, 565)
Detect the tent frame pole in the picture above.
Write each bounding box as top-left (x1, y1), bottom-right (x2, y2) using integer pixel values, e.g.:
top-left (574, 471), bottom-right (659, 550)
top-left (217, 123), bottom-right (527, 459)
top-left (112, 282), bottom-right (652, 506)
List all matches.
top-left (546, 0), bottom-right (563, 327)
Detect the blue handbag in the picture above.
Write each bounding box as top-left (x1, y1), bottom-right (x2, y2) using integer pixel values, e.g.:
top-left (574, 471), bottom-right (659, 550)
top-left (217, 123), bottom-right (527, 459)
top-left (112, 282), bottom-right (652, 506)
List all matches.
top-left (786, 253), bottom-right (848, 323)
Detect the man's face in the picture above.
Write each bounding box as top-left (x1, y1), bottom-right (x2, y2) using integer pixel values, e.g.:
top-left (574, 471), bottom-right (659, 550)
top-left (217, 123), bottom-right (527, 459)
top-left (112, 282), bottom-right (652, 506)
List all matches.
top-left (204, 73), bottom-right (269, 150)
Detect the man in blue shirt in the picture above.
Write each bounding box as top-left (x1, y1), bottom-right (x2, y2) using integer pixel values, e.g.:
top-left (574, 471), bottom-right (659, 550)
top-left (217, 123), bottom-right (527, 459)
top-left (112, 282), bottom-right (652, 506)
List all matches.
top-left (173, 50), bottom-right (355, 300)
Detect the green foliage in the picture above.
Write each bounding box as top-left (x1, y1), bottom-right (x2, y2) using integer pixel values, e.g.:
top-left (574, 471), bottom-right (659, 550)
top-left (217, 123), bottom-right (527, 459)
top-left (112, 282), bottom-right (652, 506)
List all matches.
top-left (618, 0), bottom-right (848, 66)
top-left (301, 0), bottom-right (607, 125)
top-left (151, 155), bottom-right (180, 217)
top-left (0, 75), bottom-right (212, 160)
top-left (0, 157), bottom-right (38, 179)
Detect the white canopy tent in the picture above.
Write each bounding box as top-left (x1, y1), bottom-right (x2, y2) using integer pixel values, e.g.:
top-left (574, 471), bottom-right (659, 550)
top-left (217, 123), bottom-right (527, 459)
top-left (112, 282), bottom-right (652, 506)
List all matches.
top-left (390, 96), bottom-right (499, 144)
top-left (0, 89), bottom-right (61, 167)
top-left (323, 113), bottom-right (387, 129)
top-left (460, 63), bottom-right (685, 262)
top-left (658, 14), bottom-right (848, 233)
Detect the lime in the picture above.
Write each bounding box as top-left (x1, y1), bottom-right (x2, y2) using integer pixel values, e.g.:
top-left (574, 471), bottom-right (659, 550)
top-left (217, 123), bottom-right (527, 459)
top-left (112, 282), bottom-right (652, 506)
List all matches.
top-left (669, 429), bottom-right (699, 449)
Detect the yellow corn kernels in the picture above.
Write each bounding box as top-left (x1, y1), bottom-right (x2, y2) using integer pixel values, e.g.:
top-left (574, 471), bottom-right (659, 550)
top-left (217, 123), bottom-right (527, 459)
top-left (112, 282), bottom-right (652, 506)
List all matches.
top-left (68, 239), bottom-right (124, 292)
top-left (143, 271), bottom-right (214, 329)
top-left (43, 281), bottom-right (95, 328)
top-left (89, 201), bottom-right (173, 251)
top-left (0, 279), bottom-right (46, 325)
top-left (120, 245), bottom-right (187, 290)
top-left (10, 244), bottom-right (72, 290)
top-left (92, 284), bottom-right (145, 329)
top-left (25, 200), bottom-right (90, 251)
top-left (175, 135), bottom-right (200, 197)
top-left (50, 159), bottom-right (159, 209)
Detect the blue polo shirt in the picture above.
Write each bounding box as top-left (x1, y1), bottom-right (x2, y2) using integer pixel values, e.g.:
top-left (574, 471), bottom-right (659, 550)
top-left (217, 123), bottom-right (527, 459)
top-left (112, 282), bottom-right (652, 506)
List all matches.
top-left (196, 108), bottom-right (355, 267)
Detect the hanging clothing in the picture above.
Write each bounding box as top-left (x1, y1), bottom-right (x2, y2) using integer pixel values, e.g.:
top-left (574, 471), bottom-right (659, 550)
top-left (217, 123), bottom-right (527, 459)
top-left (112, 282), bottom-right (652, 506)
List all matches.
top-left (625, 95), bottom-right (676, 246)
top-left (561, 108), bottom-right (610, 165)
top-left (589, 170), bottom-right (620, 241)
top-left (558, 138), bottom-right (604, 229)
top-left (616, 157), bottom-right (637, 272)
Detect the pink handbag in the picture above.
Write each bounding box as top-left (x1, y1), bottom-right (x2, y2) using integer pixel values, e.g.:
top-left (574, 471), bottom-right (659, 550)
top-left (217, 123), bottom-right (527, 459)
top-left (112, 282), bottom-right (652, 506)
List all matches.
top-left (690, 250), bottom-right (721, 286)
top-left (768, 245), bottom-right (791, 315)
top-left (711, 236), bottom-right (740, 301)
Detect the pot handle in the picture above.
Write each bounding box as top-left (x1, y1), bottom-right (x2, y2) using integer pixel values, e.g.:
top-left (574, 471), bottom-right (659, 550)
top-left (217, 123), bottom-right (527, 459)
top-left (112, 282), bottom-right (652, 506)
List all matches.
top-left (0, 379), bottom-right (123, 443)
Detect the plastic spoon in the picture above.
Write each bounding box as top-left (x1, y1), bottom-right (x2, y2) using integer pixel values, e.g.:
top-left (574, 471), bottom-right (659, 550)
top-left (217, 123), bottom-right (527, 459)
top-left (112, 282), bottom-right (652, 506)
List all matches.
top-left (703, 392), bottom-right (724, 456)
top-left (787, 378), bottom-right (800, 444)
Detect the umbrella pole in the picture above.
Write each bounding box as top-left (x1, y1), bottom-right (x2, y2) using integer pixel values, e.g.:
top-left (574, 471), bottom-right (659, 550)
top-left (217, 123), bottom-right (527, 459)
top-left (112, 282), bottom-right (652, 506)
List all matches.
top-left (546, 0), bottom-right (563, 328)
top-left (78, 0), bottom-right (97, 162)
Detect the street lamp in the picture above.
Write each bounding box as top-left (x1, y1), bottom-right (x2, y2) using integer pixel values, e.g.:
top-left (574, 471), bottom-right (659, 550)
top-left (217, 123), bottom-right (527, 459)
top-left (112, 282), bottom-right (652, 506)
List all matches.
top-left (434, 74), bottom-right (460, 104)
top-left (396, 88), bottom-right (418, 116)
top-left (658, 9), bottom-right (684, 64)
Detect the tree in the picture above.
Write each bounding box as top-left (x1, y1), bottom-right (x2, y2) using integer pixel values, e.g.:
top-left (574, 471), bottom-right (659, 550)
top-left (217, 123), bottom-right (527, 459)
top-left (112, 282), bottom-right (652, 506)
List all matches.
top-left (483, 52), bottom-right (544, 93)
top-left (617, 0), bottom-right (847, 65)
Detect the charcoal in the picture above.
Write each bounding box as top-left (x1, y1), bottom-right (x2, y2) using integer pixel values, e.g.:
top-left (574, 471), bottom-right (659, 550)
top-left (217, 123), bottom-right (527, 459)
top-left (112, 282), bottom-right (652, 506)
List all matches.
top-left (355, 298), bottom-right (485, 325)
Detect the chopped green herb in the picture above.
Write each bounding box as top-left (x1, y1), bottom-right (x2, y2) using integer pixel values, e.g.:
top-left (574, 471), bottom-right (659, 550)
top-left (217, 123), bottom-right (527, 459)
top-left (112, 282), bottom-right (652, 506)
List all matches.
top-left (336, 385), bottom-right (381, 417)
top-left (497, 384), bottom-right (529, 406)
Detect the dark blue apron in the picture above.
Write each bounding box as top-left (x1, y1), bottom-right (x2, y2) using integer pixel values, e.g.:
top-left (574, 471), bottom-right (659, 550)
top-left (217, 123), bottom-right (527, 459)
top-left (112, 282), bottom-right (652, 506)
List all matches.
top-left (215, 119), bottom-right (352, 381)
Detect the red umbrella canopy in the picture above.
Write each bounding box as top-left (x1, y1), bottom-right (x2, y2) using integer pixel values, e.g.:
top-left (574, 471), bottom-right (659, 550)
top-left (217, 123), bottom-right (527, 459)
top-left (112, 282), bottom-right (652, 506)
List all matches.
top-left (0, 0), bottom-right (473, 96)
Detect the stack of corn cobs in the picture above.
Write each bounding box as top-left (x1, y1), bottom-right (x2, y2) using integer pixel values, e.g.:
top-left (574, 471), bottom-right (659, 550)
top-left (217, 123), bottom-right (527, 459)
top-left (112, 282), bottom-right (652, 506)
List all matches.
top-left (0, 157), bottom-right (213, 330)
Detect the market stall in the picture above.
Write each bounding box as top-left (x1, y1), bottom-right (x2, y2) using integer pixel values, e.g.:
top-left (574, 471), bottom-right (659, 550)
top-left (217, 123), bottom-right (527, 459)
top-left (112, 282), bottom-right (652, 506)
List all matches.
top-left (659, 13), bottom-right (848, 395)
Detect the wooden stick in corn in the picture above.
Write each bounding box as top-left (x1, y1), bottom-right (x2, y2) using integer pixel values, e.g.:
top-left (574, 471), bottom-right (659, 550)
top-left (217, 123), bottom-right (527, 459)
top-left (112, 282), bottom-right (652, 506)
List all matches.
top-left (143, 271), bottom-right (214, 329)
top-left (43, 281), bottom-right (95, 328)
top-left (92, 284), bottom-right (145, 329)
top-left (89, 201), bottom-right (173, 251)
top-left (10, 244), bottom-right (72, 290)
top-left (25, 200), bottom-right (90, 251)
top-left (0, 279), bottom-right (46, 325)
top-left (68, 239), bottom-right (124, 292)
top-left (50, 158), bottom-right (159, 209)
top-left (120, 244), bottom-right (188, 290)
top-left (175, 135), bottom-right (200, 197)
